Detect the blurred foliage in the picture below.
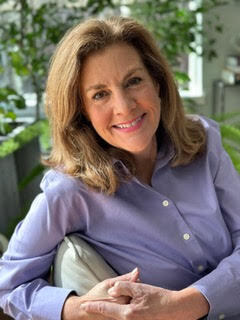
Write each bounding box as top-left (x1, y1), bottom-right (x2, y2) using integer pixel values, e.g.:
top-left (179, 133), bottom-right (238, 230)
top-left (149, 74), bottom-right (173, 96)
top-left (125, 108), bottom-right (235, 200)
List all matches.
top-left (0, 0), bottom-right (228, 128)
top-left (0, 120), bottom-right (44, 158)
top-left (125, 0), bottom-right (227, 84)
top-left (0, 87), bottom-right (25, 135)
top-left (0, 0), bottom-right (114, 128)
top-left (212, 112), bottom-right (240, 173)
top-left (39, 119), bottom-right (51, 154)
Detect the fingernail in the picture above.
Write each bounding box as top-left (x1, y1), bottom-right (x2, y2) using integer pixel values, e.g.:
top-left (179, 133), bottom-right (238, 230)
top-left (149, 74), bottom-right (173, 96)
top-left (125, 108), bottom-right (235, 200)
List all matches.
top-left (131, 267), bottom-right (138, 274)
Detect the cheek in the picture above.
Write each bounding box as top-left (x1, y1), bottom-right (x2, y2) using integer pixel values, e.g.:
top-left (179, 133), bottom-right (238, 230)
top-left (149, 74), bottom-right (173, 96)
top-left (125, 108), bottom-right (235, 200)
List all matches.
top-left (88, 110), bottom-right (110, 133)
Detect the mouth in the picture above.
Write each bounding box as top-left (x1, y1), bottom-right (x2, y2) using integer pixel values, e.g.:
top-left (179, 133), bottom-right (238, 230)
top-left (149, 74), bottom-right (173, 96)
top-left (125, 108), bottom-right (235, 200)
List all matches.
top-left (113, 114), bottom-right (146, 129)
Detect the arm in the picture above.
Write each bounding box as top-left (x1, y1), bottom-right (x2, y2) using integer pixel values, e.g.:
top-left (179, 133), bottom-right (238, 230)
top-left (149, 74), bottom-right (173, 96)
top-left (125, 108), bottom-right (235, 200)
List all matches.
top-left (0, 186), bottom-right (139, 320)
top-left (0, 193), bottom-right (74, 320)
top-left (190, 146), bottom-right (240, 319)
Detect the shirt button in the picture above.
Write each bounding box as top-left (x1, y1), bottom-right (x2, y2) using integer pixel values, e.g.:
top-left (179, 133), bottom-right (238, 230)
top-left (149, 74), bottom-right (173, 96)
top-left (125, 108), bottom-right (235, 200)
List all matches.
top-left (219, 314), bottom-right (225, 320)
top-left (162, 200), bottom-right (169, 207)
top-left (197, 265), bottom-right (204, 272)
top-left (183, 233), bottom-right (190, 240)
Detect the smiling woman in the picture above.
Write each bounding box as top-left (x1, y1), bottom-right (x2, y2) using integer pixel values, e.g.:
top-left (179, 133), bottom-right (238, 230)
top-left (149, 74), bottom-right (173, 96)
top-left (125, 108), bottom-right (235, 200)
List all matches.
top-left (45, 16), bottom-right (205, 194)
top-left (0, 16), bottom-right (240, 320)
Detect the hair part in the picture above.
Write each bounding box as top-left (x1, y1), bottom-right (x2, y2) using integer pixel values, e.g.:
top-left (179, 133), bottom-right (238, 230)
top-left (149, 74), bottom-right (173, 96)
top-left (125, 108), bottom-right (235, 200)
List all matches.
top-left (44, 16), bottom-right (206, 195)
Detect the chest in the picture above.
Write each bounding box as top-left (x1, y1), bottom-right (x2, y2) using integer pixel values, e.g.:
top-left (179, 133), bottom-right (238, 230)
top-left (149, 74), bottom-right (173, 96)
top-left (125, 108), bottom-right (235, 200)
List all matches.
top-left (80, 165), bottom-right (232, 274)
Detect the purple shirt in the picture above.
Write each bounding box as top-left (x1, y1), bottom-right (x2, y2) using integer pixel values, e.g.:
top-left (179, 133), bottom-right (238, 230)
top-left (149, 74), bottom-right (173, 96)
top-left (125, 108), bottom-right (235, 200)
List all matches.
top-left (0, 117), bottom-right (240, 319)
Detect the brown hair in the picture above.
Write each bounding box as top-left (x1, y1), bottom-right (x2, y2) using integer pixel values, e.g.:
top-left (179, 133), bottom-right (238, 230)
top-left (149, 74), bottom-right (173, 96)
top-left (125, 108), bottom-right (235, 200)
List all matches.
top-left (44, 16), bottom-right (206, 194)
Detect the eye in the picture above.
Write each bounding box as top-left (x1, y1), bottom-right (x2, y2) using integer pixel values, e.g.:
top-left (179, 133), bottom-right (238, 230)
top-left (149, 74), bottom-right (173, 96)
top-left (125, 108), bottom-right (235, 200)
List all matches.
top-left (126, 77), bottom-right (142, 88)
top-left (92, 91), bottom-right (108, 100)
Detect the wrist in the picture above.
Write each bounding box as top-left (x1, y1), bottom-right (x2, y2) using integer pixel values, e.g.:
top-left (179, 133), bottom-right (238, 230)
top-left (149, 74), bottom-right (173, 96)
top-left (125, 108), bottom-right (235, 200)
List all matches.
top-left (176, 287), bottom-right (210, 319)
top-left (62, 293), bottom-right (88, 320)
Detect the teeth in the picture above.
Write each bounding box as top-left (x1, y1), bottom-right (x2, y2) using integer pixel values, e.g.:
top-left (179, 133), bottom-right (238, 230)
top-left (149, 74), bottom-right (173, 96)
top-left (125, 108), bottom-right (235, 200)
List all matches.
top-left (116, 116), bottom-right (142, 129)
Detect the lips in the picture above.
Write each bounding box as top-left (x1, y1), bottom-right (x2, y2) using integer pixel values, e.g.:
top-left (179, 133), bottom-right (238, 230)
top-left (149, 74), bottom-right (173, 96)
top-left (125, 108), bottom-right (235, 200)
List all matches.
top-left (113, 114), bottom-right (145, 129)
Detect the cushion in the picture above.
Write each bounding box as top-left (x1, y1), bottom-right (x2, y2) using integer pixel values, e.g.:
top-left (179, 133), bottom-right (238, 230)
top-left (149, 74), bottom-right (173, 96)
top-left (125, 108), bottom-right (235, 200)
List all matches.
top-left (53, 235), bottom-right (117, 296)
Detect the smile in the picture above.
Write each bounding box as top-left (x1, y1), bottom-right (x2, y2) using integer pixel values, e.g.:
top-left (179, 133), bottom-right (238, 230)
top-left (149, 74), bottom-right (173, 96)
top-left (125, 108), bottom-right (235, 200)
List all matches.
top-left (114, 114), bottom-right (145, 129)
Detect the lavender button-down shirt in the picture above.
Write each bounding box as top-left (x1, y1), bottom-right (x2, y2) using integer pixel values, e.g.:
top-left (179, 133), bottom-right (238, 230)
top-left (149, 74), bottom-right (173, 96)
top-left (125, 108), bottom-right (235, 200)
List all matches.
top-left (0, 117), bottom-right (240, 320)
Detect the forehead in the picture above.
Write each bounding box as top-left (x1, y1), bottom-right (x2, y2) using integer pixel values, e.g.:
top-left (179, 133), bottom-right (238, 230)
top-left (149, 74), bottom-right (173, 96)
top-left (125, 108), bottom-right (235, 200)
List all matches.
top-left (80, 42), bottom-right (145, 88)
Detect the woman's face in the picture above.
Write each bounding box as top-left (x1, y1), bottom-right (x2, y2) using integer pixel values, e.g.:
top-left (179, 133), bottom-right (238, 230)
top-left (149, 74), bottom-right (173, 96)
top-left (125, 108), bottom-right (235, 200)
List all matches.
top-left (80, 42), bottom-right (161, 159)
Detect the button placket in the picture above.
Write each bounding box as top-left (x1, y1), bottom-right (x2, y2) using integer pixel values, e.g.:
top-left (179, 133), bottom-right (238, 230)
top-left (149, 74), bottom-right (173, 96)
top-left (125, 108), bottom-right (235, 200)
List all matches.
top-left (136, 183), bottom-right (208, 272)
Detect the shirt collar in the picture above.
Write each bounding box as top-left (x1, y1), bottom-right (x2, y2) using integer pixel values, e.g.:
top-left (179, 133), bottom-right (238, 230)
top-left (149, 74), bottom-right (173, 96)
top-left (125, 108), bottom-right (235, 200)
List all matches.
top-left (112, 140), bottom-right (175, 175)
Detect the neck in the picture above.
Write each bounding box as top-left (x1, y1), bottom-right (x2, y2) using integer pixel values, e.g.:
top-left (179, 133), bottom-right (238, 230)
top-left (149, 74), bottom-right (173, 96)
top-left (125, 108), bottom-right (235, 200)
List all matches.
top-left (133, 138), bottom-right (157, 185)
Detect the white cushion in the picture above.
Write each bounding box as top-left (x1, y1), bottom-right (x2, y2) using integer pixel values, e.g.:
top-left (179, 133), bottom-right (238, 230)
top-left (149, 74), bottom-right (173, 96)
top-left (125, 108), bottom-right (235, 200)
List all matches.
top-left (53, 235), bottom-right (117, 296)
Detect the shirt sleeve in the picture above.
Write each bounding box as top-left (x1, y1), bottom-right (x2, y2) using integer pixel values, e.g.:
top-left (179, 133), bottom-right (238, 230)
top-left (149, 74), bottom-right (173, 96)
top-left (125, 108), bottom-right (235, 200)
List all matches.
top-left (191, 132), bottom-right (240, 319)
top-left (0, 192), bottom-right (75, 320)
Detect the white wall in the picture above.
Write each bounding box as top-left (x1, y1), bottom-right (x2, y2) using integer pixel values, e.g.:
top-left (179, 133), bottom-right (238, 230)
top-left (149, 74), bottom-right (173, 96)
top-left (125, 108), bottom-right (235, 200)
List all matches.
top-left (203, 0), bottom-right (240, 116)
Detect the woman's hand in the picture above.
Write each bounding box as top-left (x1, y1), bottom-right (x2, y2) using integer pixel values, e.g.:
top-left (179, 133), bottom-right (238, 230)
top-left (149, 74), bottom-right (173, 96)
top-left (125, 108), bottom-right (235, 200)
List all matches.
top-left (62, 268), bottom-right (139, 320)
top-left (80, 281), bottom-right (209, 320)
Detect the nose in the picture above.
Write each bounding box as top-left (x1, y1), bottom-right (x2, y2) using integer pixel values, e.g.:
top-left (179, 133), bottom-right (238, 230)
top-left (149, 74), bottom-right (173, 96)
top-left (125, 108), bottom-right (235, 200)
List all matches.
top-left (113, 89), bottom-right (136, 115)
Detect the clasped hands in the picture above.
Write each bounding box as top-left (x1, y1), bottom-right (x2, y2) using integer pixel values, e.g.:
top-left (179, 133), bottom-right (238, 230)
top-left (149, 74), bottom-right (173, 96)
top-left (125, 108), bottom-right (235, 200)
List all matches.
top-left (62, 268), bottom-right (209, 320)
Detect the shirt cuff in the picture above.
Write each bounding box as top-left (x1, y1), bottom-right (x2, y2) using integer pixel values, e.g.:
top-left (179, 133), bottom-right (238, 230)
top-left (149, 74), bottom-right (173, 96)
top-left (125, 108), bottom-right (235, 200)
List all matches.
top-left (190, 270), bottom-right (240, 320)
top-left (32, 286), bottom-right (74, 320)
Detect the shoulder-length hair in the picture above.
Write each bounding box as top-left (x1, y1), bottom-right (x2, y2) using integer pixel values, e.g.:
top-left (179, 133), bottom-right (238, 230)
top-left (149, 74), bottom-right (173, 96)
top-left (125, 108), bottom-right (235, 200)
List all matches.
top-left (44, 16), bottom-right (206, 195)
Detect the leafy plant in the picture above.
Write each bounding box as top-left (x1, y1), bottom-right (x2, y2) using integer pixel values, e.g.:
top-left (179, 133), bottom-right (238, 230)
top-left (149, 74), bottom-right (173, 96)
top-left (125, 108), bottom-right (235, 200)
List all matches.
top-left (0, 87), bottom-right (25, 135)
top-left (0, 120), bottom-right (44, 158)
top-left (125, 0), bottom-right (227, 84)
top-left (0, 0), bottom-right (110, 122)
top-left (213, 112), bottom-right (240, 173)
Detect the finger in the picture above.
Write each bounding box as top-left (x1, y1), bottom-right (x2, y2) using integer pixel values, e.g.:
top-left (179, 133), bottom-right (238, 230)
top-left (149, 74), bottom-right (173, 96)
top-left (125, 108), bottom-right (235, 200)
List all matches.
top-left (130, 268), bottom-right (140, 282)
top-left (108, 281), bottom-right (136, 298)
top-left (108, 267), bottom-right (139, 287)
top-left (81, 300), bottom-right (128, 319)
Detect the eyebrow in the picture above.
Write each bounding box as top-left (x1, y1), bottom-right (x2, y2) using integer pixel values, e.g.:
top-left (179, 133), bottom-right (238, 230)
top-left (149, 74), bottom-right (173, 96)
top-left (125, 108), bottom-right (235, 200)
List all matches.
top-left (85, 67), bottom-right (144, 93)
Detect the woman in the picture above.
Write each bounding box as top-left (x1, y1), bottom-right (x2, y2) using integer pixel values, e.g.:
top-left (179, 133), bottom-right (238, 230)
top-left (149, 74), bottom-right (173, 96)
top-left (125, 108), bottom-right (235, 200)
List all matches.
top-left (0, 16), bottom-right (240, 320)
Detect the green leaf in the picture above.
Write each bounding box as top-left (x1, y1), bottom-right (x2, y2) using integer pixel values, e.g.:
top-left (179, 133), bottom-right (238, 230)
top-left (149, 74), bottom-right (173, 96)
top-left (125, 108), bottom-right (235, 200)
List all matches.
top-left (220, 124), bottom-right (240, 145)
top-left (222, 142), bottom-right (240, 174)
top-left (12, 96), bottom-right (26, 110)
top-left (18, 163), bottom-right (45, 191)
top-left (10, 51), bottom-right (29, 76)
top-left (0, 87), bottom-right (17, 100)
top-left (5, 111), bottom-right (17, 120)
top-left (0, 122), bottom-right (13, 136)
top-left (174, 71), bottom-right (190, 84)
top-left (212, 112), bottom-right (240, 122)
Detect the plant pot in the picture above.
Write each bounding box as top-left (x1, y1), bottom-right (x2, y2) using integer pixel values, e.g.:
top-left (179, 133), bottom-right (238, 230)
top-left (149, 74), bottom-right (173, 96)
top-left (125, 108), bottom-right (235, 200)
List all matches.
top-left (0, 120), bottom-right (44, 237)
top-left (0, 153), bottom-right (21, 236)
